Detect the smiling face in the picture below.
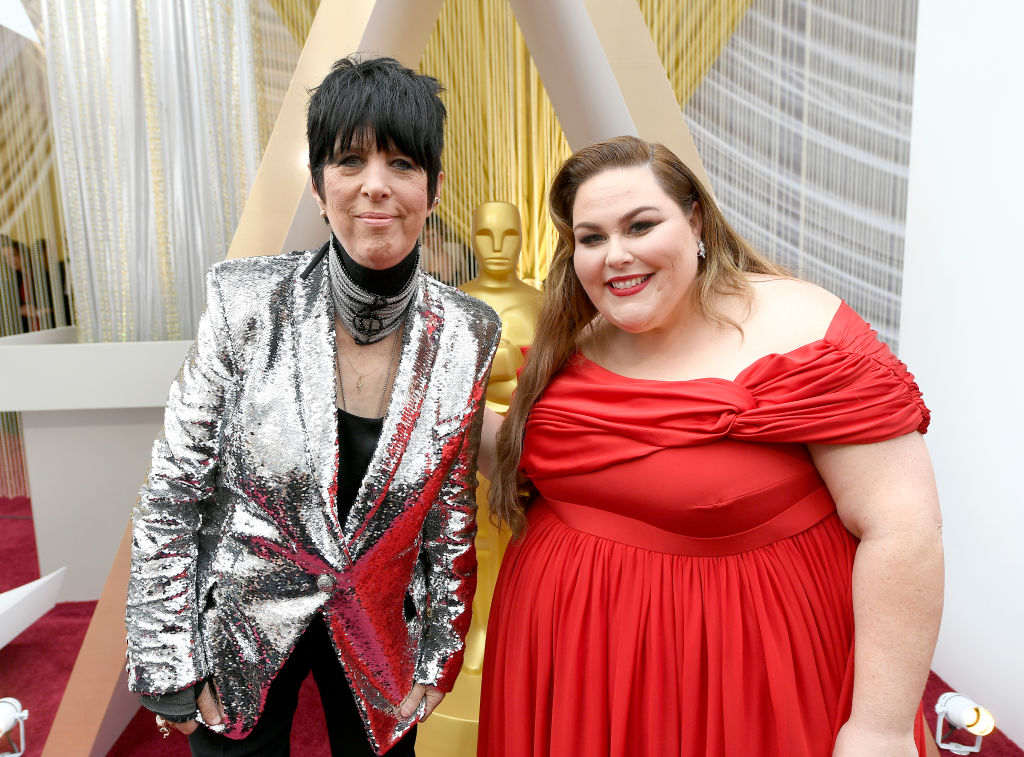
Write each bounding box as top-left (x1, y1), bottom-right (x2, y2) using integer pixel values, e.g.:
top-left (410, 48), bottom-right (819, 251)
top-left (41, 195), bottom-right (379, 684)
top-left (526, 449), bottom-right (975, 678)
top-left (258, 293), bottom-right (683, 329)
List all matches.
top-left (312, 138), bottom-right (442, 270)
top-left (571, 165), bottom-right (702, 336)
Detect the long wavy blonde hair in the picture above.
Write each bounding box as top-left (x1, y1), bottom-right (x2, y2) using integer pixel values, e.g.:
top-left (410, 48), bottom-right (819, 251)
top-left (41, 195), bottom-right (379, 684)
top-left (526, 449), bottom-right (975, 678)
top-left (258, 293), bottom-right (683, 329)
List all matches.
top-left (490, 136), bottom-right (786, 536)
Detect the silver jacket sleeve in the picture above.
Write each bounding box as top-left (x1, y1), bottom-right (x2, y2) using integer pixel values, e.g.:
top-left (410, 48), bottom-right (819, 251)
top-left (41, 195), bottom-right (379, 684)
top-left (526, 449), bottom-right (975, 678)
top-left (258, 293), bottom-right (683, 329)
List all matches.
top-left (126, 267), bottom-right (235, 694)
top-left (413, 343), bottom-right (488, 689)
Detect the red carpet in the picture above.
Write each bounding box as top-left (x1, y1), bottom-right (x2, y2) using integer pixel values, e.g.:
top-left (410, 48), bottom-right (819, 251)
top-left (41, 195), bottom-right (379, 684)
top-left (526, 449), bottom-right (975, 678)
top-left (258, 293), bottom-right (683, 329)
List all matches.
top-left (0, 601), bottom-right (96, 757)
top-left (2, 495), bottom-right (1021, 756)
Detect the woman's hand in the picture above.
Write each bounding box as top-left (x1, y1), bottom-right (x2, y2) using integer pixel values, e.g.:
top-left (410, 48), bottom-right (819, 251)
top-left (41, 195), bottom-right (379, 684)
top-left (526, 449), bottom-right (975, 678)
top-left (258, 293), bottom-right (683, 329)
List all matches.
top-left (399, 683), bottom-right (445, 721)
top-left (833, 719), bottom-right (918, 757)
top-left (157, 682), bottom-right (225, 736)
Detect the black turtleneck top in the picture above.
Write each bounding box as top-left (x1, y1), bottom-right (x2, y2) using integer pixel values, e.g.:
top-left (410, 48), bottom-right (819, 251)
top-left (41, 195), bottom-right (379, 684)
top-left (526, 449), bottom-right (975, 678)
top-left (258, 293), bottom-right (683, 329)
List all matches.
top-left (336, 236), bottom-right (419, 296)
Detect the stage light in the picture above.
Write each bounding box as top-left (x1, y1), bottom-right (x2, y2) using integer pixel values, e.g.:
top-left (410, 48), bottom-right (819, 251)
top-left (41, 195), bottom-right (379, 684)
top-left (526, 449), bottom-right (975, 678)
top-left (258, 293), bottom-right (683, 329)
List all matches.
top-left (0, 697), bottom-right (28, 757)
top-left (935, 691), bottom-right (995, 755)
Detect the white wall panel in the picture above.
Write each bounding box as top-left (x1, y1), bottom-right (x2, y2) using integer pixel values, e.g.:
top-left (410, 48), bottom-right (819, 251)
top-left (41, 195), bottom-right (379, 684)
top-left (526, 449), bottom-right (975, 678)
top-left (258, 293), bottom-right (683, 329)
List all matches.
top-left (901, 0), bottom-right (1024, 742)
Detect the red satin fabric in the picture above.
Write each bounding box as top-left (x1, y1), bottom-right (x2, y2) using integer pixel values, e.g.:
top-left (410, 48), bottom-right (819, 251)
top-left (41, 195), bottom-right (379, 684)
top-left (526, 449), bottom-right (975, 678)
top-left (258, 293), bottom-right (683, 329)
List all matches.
top-left (479, 303), bottom-right (930, 756)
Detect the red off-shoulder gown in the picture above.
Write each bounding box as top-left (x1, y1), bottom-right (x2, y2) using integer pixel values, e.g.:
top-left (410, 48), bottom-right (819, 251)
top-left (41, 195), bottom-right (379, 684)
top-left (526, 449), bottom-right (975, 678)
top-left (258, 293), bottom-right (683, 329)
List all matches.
top-left (478, 303), bottom-right (932, 757)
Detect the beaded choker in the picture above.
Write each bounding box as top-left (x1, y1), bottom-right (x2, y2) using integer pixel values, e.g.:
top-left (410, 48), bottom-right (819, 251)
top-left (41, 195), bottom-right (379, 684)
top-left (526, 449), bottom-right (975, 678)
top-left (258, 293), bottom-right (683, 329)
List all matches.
top-left (327, 235), bottom-right (420, 345)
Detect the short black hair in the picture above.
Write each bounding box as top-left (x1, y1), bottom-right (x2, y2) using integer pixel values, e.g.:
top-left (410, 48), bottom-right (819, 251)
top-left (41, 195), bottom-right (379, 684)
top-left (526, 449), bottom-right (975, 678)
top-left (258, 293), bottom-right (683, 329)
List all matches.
top-left (307, 56), bottom-right (446, 202)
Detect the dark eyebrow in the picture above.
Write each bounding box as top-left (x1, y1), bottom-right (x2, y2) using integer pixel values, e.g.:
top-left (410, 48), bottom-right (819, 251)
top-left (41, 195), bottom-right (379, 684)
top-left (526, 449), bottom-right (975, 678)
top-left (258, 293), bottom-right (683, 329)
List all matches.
top-left (573, 205), bottom-right (659, 233)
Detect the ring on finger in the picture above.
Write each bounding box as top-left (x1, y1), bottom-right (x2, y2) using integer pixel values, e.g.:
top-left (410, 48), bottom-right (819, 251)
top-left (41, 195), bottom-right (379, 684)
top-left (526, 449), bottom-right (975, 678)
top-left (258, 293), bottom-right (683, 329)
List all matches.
top-left (155, 716), bottom-right (171, 738)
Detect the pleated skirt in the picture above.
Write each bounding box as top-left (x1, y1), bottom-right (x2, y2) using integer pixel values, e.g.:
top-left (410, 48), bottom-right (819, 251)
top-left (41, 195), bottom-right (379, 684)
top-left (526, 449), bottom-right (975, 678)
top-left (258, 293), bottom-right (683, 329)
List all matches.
top-left (478, 502), bottom-right (926, 757)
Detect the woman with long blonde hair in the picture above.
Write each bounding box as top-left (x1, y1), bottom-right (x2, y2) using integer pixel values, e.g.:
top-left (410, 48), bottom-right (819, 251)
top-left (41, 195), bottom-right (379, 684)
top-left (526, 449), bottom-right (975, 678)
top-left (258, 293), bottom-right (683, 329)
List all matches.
top-left (478, 136), bottom-right (942, 757)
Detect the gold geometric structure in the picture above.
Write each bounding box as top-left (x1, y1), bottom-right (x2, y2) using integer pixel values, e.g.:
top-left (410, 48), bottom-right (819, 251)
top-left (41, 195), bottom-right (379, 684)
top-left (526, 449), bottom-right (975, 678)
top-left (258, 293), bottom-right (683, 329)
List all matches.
top-left (511, 0), bottom-right (710, 177)
top-left (44, 1), bottom-right (710, 755)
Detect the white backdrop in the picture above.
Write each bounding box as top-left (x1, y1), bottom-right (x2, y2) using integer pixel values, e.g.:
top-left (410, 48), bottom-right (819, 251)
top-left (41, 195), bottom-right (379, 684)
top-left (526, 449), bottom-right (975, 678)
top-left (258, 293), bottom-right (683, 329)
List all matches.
top-left (43, 0), bottom-right (260, 342)
top-left (900, 0), bottom-right (1024, 744)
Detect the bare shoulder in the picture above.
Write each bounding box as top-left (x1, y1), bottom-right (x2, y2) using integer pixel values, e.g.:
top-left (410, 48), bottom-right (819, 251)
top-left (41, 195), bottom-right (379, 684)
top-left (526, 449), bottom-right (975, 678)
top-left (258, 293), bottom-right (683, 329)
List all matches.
top-left (743, 276), bottom-right (842, 351)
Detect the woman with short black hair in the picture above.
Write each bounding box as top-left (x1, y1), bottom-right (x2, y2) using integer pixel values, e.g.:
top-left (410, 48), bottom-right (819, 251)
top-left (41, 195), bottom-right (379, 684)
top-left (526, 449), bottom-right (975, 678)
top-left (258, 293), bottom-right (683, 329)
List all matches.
top-left (127, 55), bottom-right (501, 756)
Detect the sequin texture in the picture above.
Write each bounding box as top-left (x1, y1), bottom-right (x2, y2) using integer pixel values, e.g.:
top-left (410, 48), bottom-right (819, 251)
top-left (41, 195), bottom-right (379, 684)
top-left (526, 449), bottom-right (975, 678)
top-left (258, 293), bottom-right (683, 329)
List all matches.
top-left (125, 245), bottom-right (501, 753)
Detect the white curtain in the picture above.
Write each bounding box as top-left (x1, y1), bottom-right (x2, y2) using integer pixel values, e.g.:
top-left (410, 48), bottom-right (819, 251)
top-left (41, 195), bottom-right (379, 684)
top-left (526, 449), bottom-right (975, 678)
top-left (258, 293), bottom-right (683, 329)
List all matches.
top-left (43, 0), bottom-right (261, 341)
top-left (684, 0), bottom-right (917, 348)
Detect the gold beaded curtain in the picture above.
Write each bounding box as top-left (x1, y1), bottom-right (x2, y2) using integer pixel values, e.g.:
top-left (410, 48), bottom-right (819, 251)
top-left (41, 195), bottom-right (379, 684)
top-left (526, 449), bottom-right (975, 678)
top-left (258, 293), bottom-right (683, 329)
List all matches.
top-left (419, 0), bottom-right (571, 286)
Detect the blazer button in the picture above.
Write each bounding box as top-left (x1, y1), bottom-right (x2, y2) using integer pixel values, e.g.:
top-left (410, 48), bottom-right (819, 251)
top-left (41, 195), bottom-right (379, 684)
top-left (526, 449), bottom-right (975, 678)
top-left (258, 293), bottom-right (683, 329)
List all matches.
top-left (316, 573), bottom-right (336, 593)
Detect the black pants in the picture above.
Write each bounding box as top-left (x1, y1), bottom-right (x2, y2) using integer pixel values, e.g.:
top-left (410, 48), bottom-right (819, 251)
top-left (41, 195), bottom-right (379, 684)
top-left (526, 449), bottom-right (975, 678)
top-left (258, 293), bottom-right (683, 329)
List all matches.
top-left (189, 615), bottom-right (416, 756)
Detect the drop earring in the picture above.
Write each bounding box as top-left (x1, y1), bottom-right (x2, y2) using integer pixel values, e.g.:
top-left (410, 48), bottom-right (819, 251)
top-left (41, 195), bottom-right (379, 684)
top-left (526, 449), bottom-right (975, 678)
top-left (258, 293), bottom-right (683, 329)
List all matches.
top-left (697, 240), bottom-right (706, 259)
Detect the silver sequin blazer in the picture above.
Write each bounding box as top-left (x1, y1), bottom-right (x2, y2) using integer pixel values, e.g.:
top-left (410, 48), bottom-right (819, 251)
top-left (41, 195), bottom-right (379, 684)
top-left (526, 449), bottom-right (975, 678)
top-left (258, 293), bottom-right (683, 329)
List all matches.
top-left (125, 245), bottom-right (501, 752)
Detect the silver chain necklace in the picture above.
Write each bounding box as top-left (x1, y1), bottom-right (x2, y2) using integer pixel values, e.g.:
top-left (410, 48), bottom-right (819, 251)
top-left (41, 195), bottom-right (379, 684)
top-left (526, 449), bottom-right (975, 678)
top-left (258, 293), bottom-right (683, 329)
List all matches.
top-left (327, 236), bottom-right (420, 346)
top-left (335, 325), bottom-right (401, 417)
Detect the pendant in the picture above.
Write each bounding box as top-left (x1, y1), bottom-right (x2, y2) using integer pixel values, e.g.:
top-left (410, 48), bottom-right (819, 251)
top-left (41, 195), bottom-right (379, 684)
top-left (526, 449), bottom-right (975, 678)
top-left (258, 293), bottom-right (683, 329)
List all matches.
top-left (356, 377), bottom-right (364, 392)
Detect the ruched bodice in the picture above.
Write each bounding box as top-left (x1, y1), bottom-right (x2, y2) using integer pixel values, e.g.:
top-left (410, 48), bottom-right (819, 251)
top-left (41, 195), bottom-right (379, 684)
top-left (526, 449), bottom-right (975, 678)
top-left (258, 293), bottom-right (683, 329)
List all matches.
top-left (524, 301), bottom-right (928, 476)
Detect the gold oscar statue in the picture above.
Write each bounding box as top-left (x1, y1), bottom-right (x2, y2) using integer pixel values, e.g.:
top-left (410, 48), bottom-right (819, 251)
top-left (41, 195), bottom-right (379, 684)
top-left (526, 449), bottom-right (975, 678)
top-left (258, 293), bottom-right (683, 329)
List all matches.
top-left (460, 202), bottom-right (543, 413)
top-left (416, 202), bottom-right (542, 756)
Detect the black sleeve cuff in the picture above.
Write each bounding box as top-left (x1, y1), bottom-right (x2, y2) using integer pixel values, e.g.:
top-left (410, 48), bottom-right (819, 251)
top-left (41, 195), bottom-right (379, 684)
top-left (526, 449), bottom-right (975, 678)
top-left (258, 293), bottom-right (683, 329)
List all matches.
top-left (139, 685), bottom-right (198, 722)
